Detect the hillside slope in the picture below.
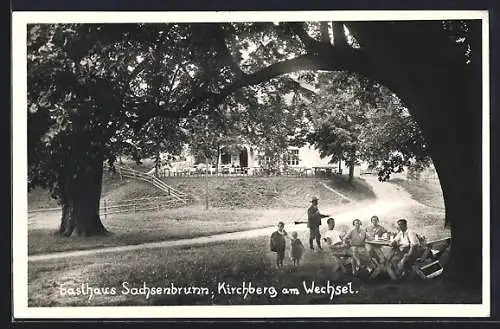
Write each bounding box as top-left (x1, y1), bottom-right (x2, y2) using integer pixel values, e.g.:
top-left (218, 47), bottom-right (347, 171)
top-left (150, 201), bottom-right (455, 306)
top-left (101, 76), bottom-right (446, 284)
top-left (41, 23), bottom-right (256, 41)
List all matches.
top-left (162, 175), bottom-right (375, 209)
top-left (28, 169), bottom-right (166, 211)
top-left (29, 169), bottom-right (376, 211)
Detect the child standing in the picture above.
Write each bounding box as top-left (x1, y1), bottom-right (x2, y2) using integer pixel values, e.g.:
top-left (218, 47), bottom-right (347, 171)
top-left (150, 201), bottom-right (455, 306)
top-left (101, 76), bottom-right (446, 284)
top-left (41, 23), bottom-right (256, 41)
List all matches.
top-left (290, 231), bottom-right (305, 267)
top-left (270, 221), bottom-right (288, 268)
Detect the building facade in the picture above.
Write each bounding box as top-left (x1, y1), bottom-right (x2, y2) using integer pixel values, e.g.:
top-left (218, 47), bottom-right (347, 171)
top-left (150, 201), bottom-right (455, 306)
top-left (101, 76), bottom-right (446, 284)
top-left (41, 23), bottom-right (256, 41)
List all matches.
top-left (215, 143), bottom-right (337, 171)
top-left (150, 143), bottom-right (346, 177)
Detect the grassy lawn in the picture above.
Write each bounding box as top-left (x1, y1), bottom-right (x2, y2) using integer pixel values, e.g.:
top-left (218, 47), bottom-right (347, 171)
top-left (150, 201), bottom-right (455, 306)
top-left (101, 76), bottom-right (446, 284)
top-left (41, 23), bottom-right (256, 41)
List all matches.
top-left (28, 201), bottom-right (363, 256)
top-left (29, 174), bottom-right (371, 255)
top-left (161, 176), bottom-right (357, 208)
top-left (28, 187), bottom-right (61, 210)
top-left (28, 236), bottom-right (477, 307)
top-left (390, 178), bottom-right (445, 210)
top-left (28, 207), bottom-right (272, 255)
top-left (27, 164), bottom-right (469, 307)
top-left (27, 200), bottom-right (467, 307)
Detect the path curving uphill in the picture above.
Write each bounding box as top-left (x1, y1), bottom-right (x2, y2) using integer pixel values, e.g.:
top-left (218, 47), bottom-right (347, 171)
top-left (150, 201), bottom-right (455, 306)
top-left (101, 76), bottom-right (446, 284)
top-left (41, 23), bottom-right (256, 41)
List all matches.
top-left (28, 175), bottom-right (416, 262)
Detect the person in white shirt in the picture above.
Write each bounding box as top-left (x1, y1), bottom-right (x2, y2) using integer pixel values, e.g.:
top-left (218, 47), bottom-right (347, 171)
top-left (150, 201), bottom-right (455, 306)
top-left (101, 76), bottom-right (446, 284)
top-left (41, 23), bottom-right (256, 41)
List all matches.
top-left (323, 218), bottom-right (343, 246)
top-left (323, 218), bottom-right (348, 273)
top-left (389, 218), bottom-right (420, 275)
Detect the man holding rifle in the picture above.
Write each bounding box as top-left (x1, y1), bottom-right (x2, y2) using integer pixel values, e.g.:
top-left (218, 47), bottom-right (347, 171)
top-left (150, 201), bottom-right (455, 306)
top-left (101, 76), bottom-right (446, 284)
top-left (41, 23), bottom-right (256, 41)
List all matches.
top-left (307, 196), bottom-right (330, 251)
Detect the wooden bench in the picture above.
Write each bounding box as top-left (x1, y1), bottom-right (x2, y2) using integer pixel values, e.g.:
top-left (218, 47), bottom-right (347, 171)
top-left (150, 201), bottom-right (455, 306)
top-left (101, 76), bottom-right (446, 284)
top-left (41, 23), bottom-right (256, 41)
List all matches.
top-left (412, 237), bottom-right (451, 279)
top-left (364, 236), bottom-right (451, 280)
top-left (386, 237), bottom-right (452, 280)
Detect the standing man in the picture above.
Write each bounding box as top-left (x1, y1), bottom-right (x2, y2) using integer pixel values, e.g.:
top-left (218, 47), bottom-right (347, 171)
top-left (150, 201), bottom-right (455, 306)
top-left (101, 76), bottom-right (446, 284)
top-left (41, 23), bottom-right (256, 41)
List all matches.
top-left (307, 196), bottom-right (329, 251)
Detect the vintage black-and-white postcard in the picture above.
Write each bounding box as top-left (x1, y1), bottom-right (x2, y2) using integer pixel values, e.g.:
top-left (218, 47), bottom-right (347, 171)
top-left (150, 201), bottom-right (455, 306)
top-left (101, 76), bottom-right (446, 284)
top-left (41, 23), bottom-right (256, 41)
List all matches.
top-left (12, 10), bottom-right (490, 319)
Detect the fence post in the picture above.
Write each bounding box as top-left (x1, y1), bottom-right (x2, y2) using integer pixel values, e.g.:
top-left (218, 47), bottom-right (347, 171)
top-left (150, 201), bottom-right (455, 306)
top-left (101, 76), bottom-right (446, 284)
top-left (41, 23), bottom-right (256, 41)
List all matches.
top-left (134, 200), bottom-right (137, 213)
top-left (104, 199), bottom-right (107, 219)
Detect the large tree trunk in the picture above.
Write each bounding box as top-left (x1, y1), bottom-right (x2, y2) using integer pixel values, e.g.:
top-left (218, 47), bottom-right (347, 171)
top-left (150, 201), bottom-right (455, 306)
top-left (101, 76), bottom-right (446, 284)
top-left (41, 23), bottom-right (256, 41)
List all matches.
top-left (404, 62), bottom-right (482, 290)
top-left (58, 153), bottom-right (109, 237)
top-left (342, 21), bottom-right (484, 289)
top-left (438, 68), bottom-right (482, 289)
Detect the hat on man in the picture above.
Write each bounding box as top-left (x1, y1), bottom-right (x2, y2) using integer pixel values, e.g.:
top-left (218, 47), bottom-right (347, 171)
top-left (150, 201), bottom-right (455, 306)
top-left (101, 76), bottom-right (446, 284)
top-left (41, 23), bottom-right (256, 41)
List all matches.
top-left (311, 196), bottom-right (319, 202)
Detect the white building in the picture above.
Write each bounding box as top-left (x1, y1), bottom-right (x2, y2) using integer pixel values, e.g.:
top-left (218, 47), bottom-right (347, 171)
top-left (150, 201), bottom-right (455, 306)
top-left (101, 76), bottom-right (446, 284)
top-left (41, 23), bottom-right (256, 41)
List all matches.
top-left (152, 143), bottom-right (346, 177)
top-left (211, 143), bottom-right (343, 175)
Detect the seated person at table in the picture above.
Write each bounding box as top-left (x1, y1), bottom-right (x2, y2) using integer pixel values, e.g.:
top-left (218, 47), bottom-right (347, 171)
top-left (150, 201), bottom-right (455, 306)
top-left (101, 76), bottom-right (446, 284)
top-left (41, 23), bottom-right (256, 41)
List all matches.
top-left (365, 215), bottom-right (388, 264)
top-left (323, 218), bottom-right (348, 272)
top-left (343, 219), bottom-right (367, 275)
top-left (389, 218), bottom-right (420, 277)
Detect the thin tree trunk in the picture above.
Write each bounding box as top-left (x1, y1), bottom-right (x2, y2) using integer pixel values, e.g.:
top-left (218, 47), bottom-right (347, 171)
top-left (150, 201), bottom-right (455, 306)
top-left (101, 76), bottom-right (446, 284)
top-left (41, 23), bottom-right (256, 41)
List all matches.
top-left (216, 145), bottom-right (220, 174)
top-left (348, 163), bottom-right (355, 184)
top-left (155, 150), bottom-right (160, 177)
top-left (205, 157), bottom-right (209, 210)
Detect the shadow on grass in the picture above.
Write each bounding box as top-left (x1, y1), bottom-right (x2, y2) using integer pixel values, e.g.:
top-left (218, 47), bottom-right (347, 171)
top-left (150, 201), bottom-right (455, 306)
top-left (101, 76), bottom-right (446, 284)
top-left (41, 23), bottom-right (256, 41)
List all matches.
top-left (28, 234), bottom-right (479, 307)
top-left (327, 175), bottom-right (377, 201)
top-left (148, 245), bottom-right (481, 305)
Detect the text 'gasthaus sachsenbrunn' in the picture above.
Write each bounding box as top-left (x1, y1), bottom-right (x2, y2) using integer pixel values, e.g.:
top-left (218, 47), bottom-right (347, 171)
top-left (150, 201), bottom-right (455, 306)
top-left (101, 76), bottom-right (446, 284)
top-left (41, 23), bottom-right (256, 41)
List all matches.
top-left (58, 280), bottom-right (359, 302)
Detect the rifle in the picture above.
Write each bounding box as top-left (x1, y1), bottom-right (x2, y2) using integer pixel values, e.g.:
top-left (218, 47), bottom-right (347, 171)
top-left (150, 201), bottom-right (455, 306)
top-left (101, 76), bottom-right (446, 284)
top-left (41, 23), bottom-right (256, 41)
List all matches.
top-left (295, 214), bottom-right (330, 225)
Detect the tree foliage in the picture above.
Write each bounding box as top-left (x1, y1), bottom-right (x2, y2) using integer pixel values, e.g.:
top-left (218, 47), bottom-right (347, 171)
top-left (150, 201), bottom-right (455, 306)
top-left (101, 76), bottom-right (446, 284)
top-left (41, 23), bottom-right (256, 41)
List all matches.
top-left (28, 22), bottom-right (320, 204)
top-left (307, 71), bottom-right (431, 182)
top-left (27, 20), bottom-right (475, 239)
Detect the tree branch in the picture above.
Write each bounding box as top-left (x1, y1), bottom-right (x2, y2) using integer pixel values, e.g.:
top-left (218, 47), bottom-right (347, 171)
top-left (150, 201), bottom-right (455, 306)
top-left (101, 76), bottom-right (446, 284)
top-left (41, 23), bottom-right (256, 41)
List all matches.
top-left (144, 44), bottom-right (415, 135)
top-left (332, 22), bottom-right (348, 48)
top-left (286, 23), bottom-right (324, 53)
top-left (154, 48), bottom-right (374, 121)
top-left (163, 64), bottom-right (182, 104)
top-left (209, 49), bottom-right (374, 105)
top-left (320, 22), bottom-right (331, 44)
top-left (213, 24), bottom-right (246, 79)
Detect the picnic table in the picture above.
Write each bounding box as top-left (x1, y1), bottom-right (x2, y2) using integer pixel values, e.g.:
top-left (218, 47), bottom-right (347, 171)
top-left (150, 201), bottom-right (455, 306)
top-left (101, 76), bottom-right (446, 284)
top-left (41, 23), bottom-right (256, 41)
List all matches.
top-left (365, 239), bottom-right (398, 280)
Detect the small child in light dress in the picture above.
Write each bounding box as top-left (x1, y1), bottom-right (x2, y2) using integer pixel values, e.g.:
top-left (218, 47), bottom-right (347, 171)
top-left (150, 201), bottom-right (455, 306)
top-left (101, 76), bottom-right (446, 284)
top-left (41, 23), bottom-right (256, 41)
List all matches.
top-left (290, 231), bottom-right (305, 267)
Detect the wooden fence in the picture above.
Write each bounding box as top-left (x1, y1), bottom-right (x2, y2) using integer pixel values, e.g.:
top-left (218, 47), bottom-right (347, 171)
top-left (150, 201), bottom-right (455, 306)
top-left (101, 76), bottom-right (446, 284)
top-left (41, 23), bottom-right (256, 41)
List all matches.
top-left (151, 166), bottom-right (343, 178)
top-left (116, 166), bottom-right (189, 200)
top-left (27, 195), bottom-right (189, 217)
top-left (28, 166), bottom-right (192, 216)
top-left (100, 195), bottom-right (188, 217)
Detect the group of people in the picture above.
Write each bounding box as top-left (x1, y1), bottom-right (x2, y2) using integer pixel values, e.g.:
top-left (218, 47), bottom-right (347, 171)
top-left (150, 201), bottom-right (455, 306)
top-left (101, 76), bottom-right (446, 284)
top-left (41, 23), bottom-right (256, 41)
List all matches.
top-left (270, 196), bottom-right (423, 278)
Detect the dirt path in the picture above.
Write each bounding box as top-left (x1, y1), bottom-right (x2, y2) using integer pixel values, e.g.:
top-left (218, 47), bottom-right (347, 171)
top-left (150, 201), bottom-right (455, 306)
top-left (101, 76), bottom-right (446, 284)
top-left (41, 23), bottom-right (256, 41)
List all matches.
top-left (28, 176), bottom-right (415, 262)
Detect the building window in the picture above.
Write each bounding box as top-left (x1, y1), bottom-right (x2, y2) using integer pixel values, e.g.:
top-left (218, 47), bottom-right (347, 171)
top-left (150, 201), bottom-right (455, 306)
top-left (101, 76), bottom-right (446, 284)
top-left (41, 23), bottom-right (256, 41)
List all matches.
top-left (221, 153), bottom-right (231, 165)
top-left (259, 156), bottom-right (270, 165)
top-left (287, 149), bottom-right (300, 166)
